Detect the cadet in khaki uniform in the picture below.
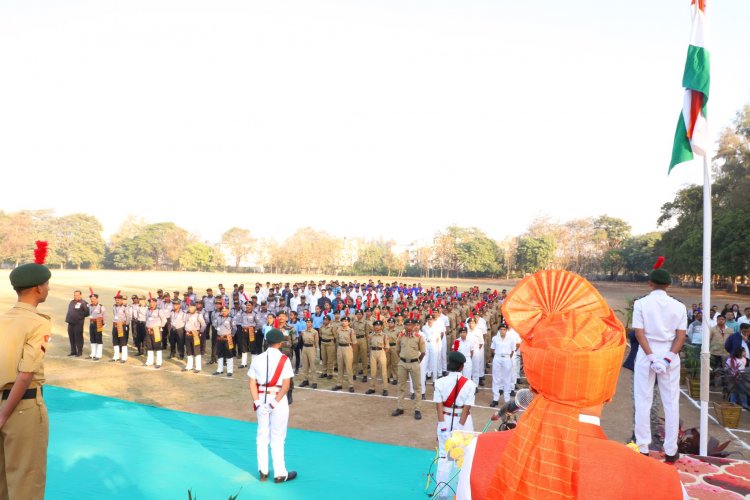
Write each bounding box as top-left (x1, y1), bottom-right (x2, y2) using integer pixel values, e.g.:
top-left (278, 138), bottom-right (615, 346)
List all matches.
top-left (332, 317), bottom-right (356, 393)
top-left (1, 243), bottom-right (51, 500)
top-left (319, 316), bottom-right (336, 378)
top-left (392, 319), bottom-right (427, 420)
top-left (385, 317), bottom-right (400, 385)
top-left (298, 318), bottom-right (319, 389)
top-left (351, 310), bottom-right (371, 380)
top-left (366, 320), bottom-right (389, 396)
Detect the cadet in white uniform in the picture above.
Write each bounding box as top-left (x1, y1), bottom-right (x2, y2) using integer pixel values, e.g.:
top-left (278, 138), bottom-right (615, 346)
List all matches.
top-left (489, 324), bottom-right (517, 407)
top-left (633, 262), bottom-right (687, 462)
top-left (433, 351), bottom-right (476, 497)
top-left (248, 329), bottom-right (298, 483)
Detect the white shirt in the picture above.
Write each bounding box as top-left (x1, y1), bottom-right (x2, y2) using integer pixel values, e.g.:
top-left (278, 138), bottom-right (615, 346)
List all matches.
top-left (455, 336), bottom-right (475, 359)
top-left (738, 315), bottom-right (750, 326)
top-left (490, 333), bottom-right (516, 356)
top-left (632, 290), bottom-right (687, 343)
top-left (469, 326), bottom-right (484, 348)
top-left (433, 372), bottom-right (476, 408)
top-left (421, 323), bottom-right (441, 345)
top-left (507, 328), bottom-right (522, 351)
top-left (248, 347), bottom-right (294, 386)
top-left (289, 295), bottom-right (301, 312)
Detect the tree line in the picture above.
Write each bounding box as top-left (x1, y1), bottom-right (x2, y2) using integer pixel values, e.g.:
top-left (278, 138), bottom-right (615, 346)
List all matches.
top-left (4, 104), bottom-right (747, 281)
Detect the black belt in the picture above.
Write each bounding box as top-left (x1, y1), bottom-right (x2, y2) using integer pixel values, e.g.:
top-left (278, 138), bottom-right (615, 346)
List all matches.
top-left (321, 339), bottom-right (333, 343)
top-left (371, 347), bottom-right (383, 351)
top-left (389, 343), bottom-right (397, 346)
top-left (338, 343), bottom-right (351, 347)
top-left (401, 357), bottom-right (419, 363)
top-left (356, 335), bottom-right (365, 339)
top-left (2, 387), bottom-right (41, 400)
top-left (303, 344), bottom-right (314, 347)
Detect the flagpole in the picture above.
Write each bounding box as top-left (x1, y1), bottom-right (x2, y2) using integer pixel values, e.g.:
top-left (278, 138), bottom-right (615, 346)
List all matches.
top-left (699, 152), bottom-right (712, 456)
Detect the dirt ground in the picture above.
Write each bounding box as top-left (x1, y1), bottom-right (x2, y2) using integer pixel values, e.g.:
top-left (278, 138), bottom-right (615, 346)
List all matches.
top-left (2, 270), bottom-right (749, 456)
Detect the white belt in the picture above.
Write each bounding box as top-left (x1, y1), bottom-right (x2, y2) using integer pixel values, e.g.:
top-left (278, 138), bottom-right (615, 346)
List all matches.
top-left (259, 386), bottom-right (281, 394)
top-left (496, 354), bottom-right (512, 358)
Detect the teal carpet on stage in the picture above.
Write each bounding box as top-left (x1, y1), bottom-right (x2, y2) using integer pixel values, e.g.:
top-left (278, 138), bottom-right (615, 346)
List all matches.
top-left (46, 386), bottom-right (434, 499)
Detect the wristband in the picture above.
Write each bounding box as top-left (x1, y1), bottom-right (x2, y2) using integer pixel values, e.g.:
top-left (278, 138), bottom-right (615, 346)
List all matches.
top-left (268, 399), bottom-right (277, 409)
top-left (440, 428), bottom-right (447, 432)
top-left (663, 358), bottom-right (671, 364)
top-left (253, 399), bottom-right (263, 409)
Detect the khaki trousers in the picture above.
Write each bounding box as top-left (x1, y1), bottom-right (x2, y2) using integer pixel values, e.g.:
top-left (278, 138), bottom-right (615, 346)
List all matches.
top-left (0, 395), bottom-right (48, 500)
top-left (321, 341), bottom-right (336, 376)
top-left (352, 337), bottom-right (369, 373)
top-left (387, 347), bottom-right (399, 380)
top-left (397, 361), bottom-right (422, 411)
top-left (369, 350), bottom-right (388, 391)
top-left (336, 346), bottom-right (354, 388)
top-left (301, 347), bottom-right (317, 383)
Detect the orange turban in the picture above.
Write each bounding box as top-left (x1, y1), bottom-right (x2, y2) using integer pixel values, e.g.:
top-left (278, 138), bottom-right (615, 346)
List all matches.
top-left (491, 270), bottom-right (626, 500)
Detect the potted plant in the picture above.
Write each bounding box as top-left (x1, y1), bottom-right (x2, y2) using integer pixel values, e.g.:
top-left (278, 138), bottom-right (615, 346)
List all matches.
top-left (683, 345), bottom-right (701, 399)
top-left (713, 361), bottom-right (750, 428)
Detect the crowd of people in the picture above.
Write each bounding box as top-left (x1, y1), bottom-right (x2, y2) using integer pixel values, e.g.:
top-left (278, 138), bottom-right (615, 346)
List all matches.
top-left (62, 280), bottom-right (524, 409)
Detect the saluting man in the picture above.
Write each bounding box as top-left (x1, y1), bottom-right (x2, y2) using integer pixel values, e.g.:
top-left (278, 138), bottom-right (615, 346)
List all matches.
top-left (248, 329), bottom-right (298, 483)
top-left (1, 241), bottom-right (51, 500)
top-left (633, 258), bottom-right (687, 463)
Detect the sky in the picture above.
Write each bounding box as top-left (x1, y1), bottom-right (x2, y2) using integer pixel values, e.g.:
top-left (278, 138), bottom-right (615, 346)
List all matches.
top-left (1, 0), bottom-right (749, 245)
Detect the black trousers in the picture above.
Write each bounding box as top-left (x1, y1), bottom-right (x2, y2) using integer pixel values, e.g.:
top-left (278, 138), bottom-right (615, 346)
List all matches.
top-left (89, 321), bottom-right (103, 344)
top-left (161, 324), bottom-right (170, 349)
top-left (144, 329), bottom-right (163, 351)
top-left (134, 321), bottom-right (146, 352)
top-left (294, 336), bottom-right (303, 371)
top-left (112, 324), bottom-right (129, 347)
top-left (185, 332), bottom-right (203, 357)
top-left (67, 321), bottom-right (84, 355)
top-left (252, 331), bottom-right (264, 355)
top-left (216, 338), bottom-right (235, 360)
top-left (235, 326), bottom-right (249, 354)
top-left (170, 327), bottom-right (185, 357)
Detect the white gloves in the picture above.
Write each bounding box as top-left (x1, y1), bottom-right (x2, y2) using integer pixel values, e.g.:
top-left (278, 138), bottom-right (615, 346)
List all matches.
top-left (267, 399), bottom-right (278, 413)
top-left (254, 400), bottom-right (269, 415)
top-left (647, 354), bottom-right (667, 374)
top-left (664, 351), bottom-right (679, 366)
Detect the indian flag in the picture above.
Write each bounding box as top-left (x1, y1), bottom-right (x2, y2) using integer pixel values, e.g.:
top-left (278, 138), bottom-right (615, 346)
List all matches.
top-left (669, 0), bottom-right (710, 172)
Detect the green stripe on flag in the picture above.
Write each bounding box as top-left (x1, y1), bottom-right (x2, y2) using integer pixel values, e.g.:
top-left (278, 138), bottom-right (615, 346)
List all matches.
top-left (682, 44), bottom-right (710, 99)
top-left (669, 113), bottom-right (694, 172)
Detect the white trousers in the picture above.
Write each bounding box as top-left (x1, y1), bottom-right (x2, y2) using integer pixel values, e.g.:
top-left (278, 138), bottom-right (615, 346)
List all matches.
top-left (512, 351), bottom-right (521, 383)
top-left (634, 346), bottom-right (681, 455)
top-left (461, 358), bottom-right (473, 380)
top-left (256, 399), bottom-right (290, 477)
top-left (435, 415), bottom-right (474, 497)
top-left (471, 345), bottom-right (484, 381)
top-left (440, 336), bottom-right (447, 372)
top-left (492, 356), bottom-right (513, 402)
top-left (426, 342), bottom-right (440, 377)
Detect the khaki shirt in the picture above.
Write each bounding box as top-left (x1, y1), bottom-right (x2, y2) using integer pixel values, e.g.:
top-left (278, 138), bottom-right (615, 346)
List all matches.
top-left (352, 319), bottom-right (371, 338)
top-left (710, 326), bottom-right (731, 356)
top-left (301, 329), bottom-right (317, 346)
top-left (319, 325), bottom-right (336, 341)
top-left (369, 331), bottom-right (388, 350)
top-left (336, 327), bottom-right (355, 345)
top-left (0, 302), bottom-right (50, 389)
top-left (397, 332), bottom-right (426, 360)
top-left (385, 327), bottom-right (399, 346)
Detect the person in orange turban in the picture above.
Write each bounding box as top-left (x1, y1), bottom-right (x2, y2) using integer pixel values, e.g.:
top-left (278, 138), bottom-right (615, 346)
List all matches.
top-left (456, 270), bottom-right (684, 499)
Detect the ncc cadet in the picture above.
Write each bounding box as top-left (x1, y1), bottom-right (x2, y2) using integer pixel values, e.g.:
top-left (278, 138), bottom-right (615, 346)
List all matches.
top-left (159, 294), bottom-right (172, 351)
top-left (351, 309), bottom-right (371, 381)
top-left (169, 299), bottom-right (187, 360)
top-left (87, 293), bottom-right (105, 360)
top-left (366, 319), bottom-right (389, 396)
top-left (132, 295), bottom-right (148, 355)
top-left (318, 315), bottom-right (336, 378)
top-left (0, 245), bottom-right (51, 500)
top-left (236, 302), bottom-right (256, 368)
top-left (111, 292), bottom-right (130, 363)
top-left (489, 323), bottom-right (517, 408)
top-left (298, 317), bottom-right (319, 389)
top-left (385, 317), bottom-right (400, 385)
top-left (392, 318), bottom-right (427, 420)
top-left (144, 298), bottom-right (165, 368)
top-left (208, 297), bottom-right (223, 365)
top-left (213, 306), bottom-right (235, 377)
top-left (332, 316), bottom-right (356, 393)
top-left (183, 302), bottom-right (206, 373)
top-left (203, 288), bottom-right (216, 355)
top-left (276, 311), bottom-right (296, 403)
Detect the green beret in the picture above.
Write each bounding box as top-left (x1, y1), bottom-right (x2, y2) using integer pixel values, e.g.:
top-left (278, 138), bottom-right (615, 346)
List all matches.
top-left (448, 351), bottom-right (466, 364)
top-left (9, 263), bottom-right (51, 289)
top-left (649, 268), bottom-right (671, 285)
top-left (266, 328), bottom-right (285, 343)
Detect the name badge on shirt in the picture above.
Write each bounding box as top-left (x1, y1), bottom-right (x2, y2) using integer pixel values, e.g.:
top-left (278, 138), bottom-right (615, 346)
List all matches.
top-left (75, 303), bottom-right (81, 309)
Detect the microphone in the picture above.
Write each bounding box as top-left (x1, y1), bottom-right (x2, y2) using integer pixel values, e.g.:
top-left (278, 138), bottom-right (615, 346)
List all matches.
top-left (497, 388), bottom-right (534, 417)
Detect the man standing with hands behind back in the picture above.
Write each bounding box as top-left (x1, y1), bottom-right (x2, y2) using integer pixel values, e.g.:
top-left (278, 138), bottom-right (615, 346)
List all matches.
top-left (65, 289), bottom-right (89, 357)
top-left (0, 240), bottom-right (52, 500)
top-left (633, 257), bottom-right (687, 463)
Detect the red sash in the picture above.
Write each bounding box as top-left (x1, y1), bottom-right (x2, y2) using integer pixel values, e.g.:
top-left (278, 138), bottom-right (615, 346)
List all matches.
top-left (258, 354), bottom-right (289, 389)
top-left (443, 375), bottom-right (468, 408)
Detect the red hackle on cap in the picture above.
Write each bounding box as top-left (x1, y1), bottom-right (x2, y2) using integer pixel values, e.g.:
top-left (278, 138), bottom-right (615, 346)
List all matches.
top-left (89, 287), bottom-right (94, 296)
top-left (186, 297), bottom-right (191, 305)
top-left (274, 317), bottom-right (279, 328)
top-left (33, 240), bottom-right (48, 265)
top-left (243, 293), bottom-right (249, 301)
top-left (653, 256), bottom-right (665, 269)
top-left (149, 292), bottom-right (153, 300)
top-left (116, 290), bottom-right (121, 298)
top-left (376, 311), bottom-right (380, 321)
top-left (453, 339), bottom-right (460, 352)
